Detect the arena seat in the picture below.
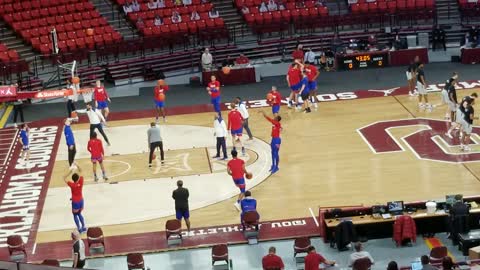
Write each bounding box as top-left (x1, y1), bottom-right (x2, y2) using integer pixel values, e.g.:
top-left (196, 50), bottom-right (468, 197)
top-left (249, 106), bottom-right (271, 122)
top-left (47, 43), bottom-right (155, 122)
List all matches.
top-left (41, 259), bottom-right (60, 266)
top-left (293, 237), bottom-right (310, 257)
top-left (87, 227), bottom-right (105, 254)
top-left (429, 246), bottom-right (447, 264)
top-left (165, 219), bottom-right (182, 246)
top-left (211, 244), bottom-right (230, 270)
top-left (242, 211), bottom-right (260, 244)
top-left (7, 235), bottom-right (26, 262)
top-left (127, 253), bottom-right (146, 270)
top-left (353, 257), bottom-right (373, 270)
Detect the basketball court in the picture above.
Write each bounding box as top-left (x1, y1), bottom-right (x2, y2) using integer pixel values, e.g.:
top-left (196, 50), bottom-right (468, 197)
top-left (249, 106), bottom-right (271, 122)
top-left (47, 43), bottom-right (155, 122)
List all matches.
top-left (26, 82), bottom-right (480, 251)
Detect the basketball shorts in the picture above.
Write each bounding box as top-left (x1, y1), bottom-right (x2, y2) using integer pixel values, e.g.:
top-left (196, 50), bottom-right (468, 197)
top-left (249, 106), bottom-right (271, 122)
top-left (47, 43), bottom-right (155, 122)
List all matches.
top-left (462, 121), bottom-right (473, 134)
top-left (72, 199), bottom-right (84, 211)
top-left (290, 81), bottom-right (303, 92)
top-left (155, 100), bottom-right (165, 108)
top-left (455, 108), bottom-right (464, 124)
top-left (272, 104), bottom-right (280, 114)
top-left (447, 101), bottom-right (456, 112)
top-left (22, 144), bottom-right (29, 150)
top-left (233, 178), bottom-right (246, 193)
top-left (231, 127), bottom-right (243, 136)
top-left (308, 81), bottom-right (317, 91)
top-left (91, 156), bottom-right (103, 163)
top-left (301, 91), bottom-right (310, 101)
top-left (416, 82), bottom-right (427, 95)
top-left (406, 71), bottom-right (412, 80)
top-left (441, 90), bottom-right (449, 104)
top-left (176, 208), bottom-right (190, 220)
top-left (97, 101), bottom-right (108, 109)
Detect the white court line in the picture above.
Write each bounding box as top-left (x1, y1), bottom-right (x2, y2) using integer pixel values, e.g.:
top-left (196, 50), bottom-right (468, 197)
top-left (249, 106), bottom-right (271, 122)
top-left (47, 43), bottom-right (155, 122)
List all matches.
top-left (309, 207), bottom-right (319, 227)
top-left (31, 242), bottom-right (37, 255)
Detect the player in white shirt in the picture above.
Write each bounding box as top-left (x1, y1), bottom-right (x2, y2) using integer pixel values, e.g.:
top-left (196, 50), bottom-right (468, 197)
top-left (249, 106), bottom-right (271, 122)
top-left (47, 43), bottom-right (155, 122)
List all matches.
top-left (235, 97), bottom-right (253, 140)
top-left (76, 103), bottom-right (110, 145)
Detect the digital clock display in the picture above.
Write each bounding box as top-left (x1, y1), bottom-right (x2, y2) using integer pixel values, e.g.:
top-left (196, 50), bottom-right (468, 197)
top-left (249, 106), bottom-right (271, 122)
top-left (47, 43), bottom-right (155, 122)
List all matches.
top-left (337, 52), bottom-right (389, 70)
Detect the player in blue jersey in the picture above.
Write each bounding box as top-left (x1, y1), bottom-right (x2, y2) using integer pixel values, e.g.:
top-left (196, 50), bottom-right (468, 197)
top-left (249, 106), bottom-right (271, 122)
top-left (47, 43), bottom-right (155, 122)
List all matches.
top-left (299, 72), bottom-right (311, 113)
top-left (240, 190), bottom-right (259, 231)
top-left (19, 124), bottom-right (30, 163)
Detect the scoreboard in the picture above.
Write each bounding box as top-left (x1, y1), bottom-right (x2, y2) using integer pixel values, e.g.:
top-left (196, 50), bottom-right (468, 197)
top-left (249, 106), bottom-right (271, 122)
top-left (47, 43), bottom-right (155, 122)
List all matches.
top-left (336, 51), bottom-right (389, 70)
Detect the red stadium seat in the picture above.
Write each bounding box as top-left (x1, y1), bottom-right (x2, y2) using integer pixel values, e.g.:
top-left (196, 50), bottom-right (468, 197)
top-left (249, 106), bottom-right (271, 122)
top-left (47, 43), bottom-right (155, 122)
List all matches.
top-left (429, 246), bottom-right (447, 264)
top-left (293, 237), bottom-right (311, 257)
top-left (87, 227), bottom-right (105, 253)
top-left (7, 235), bottom-right (26, 261)
top-left (127, 253), bottom-right (145, 270)
top-left (165, 219), bottom-right (182, 241)
top-left (58, 32), bottom-right (68, 41)
top-left (41, 259), bottom-right (60, 266)
top-left (75, 37), bottom-right (86, 49)
top-left (212, 244), bottom-right (229, 266)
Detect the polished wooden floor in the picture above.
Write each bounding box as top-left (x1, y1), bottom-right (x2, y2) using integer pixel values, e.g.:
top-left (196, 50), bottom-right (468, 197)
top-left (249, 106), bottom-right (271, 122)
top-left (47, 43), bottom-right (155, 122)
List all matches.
top-left (36, 88), bottom-right (480, 243)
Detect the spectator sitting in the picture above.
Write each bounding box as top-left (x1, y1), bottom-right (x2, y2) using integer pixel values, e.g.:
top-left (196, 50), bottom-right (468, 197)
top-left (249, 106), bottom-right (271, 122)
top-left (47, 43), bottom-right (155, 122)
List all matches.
top-left (278, 3), bottom-right (285, 10)
top-left (368, 34), bottom-right (377, 48)
top-left (172, 11), bottom-right (182, 23)
top-left (469, 26), bottom-right (479, 43)
top-left (267, 0), bottom-right (278, 11)
top-left (241, 5), bottom-right (250, 14)
top-left (131, 0), bottom-right (140, 12)
top-left (236, 53), bottom-right (249, 65)
top-left (262, 246), bottom-right (285, 270)
top-left (442, 257), bottom-right (456, 270)
top-left (348, 242), bottom-right (374, 267)
top-left (240, 191), bottom-right (259, 230)
top-left (304, 246), bottom-right (336, 270)
top-left (201, 0), bottom-right (208, 3)
top-left (461, 32), bottom-right (471, 48)
top-left (154, 15), bottom-right (163, 26)
top-left (191, 10), bottom-right (200, 20)
top-left (148, 0), bottom-right (158, 9)
top-left (123, 2), bottom-right (133, 14)
top-left (209, 7), bottom-right (220, 18)
top-left (222, 55), bottom-right (234, 67)
top-left (388, 261), bottom-right (399, 270)
top-left (315, 0), bottom-right (324, 6)
top-left (296, 0), bottom-right (305, 8)
top-left (158, 0), bottom-right (166, 8)
top-left (201, 48), bottom-right (213, 70)
top-left (174, 0), bottom-right (182, 5)
top-left (183, 0), bottom-right (192, 5)
top-left (259, 1), bottom-right (268, 12)
top-left (421, 255), bottom-right (438, 270)
top-left (136, 17), bottom-right (145, 28)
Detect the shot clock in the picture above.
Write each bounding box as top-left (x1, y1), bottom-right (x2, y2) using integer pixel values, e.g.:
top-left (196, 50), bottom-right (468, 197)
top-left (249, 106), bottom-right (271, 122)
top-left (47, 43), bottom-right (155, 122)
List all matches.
top-left (336, 51), bottom-right (389, 70)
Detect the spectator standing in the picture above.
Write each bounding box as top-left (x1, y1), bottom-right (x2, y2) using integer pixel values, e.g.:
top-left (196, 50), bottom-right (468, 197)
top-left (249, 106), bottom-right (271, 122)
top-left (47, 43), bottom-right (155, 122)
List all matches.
top-left (432, 25), bottom-right (446, 51)
top-left (191, 10), bottom-right (200, 20)
top-left (131, 0), bottom-right (140, 12)
top-left (154, 15), bottom-right (163, 26)
top-left (348, 242), bottom-right (374, 267)
top-left (267, 0), bottom-right (278, 11)
top-left (235, 97), bottom-right (253, 140)
top-left (123, 2), bottom-right (133, 14)
top-left (469, 26), bottom-right (479, 43)
top-left (71, 230), bottom-right (86, 268)
top-left (259, 2), bottom-right (268, 12)
top-left (209, 7), bottom-right (220, 18)
top-left (213, 115), bottom-right (228, 159)
top-left (292, 44), bottom-right (304, 62)
top-left (172, 180), bottom-right (191, 231)
top-left (304, 246), bottom-right (336, 270)
top-left (304, 48), bottom-right (316, 64)
top-left (12, 99), bottom-right (25, 126)
top-left (202, 48), bottom-right (213, 70)
top-left (262, 246), bottom-right (285, 270)
top-left (421, 255), bottom-right (438, 270)
top-left (147, 122), bottom-right (164, 167)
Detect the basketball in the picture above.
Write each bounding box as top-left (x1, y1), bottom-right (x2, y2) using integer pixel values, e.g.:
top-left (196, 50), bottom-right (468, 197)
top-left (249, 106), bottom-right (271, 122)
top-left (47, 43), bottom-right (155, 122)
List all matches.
top-left (158, 93), bottom-right (165, 101)
top-left (86, 28), bottom-right (94, 36)
top-left (245, 172), bottom-right (253, 179)
top-left (266, 93), bottom-right (273, 101)
top-left (157, 79), bottom-right (165, 86)
top-left (72, 76), bottom-right (80, 84)
top-left (70, 111), bottom-right (78, 118)
top-left (222, 66), bottom-right (231, 75)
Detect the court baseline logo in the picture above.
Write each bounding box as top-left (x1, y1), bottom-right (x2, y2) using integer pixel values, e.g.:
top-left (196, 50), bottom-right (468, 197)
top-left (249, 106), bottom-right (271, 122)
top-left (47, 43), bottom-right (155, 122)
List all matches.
top-left (357, 118), bottom-right (480, 163)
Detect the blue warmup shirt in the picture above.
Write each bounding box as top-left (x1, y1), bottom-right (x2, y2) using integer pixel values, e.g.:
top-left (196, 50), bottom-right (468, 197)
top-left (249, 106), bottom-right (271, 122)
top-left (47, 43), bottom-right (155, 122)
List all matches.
top-left (20, 130), bottom-right (28, 145)
top-left (241, 197), bottom-right (257, 213)
top-left (64, 125), bottom-right (75, 146)
top-left (300, 77), bottom-right (310, 94)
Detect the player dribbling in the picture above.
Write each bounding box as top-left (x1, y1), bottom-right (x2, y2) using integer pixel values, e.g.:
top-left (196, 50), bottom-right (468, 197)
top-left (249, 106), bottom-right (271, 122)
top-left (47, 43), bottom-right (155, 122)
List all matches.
top-left (227, 149), bottom-right (251, 211)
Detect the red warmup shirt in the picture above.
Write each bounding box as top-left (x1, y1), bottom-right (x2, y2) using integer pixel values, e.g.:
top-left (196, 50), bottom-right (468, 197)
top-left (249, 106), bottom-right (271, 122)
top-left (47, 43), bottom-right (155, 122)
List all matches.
top-left (304, 252), bottom-right (326, 270)
top-left (262, 254), bottom-right (285, 270)
top-left (94, 86), bottom-right (109, 102)
top-left (228, 109), bottom-right (244, 130)
top-left (87, 138), bottom-right (104, 158)
top-left (208, 81), bottom-right (221, 98)
top-left (68, 177), bottom-right (84, 203)
top-left (292, 49), bottom-right (304, 60)
top-left (269, 90), bottom-right (282, 106)
top-left (154, 85), bottom-right (169, 101)
top-left (305, 65), bottom-right (318, 82)
top-left (265, 116), bottom-right (281, 138)
top-left (227, 158), bottom-right (245, 179)
top-left (287, 66), bottom-right (302, 86)
top-left (236, 56), bottom-right (249, 65)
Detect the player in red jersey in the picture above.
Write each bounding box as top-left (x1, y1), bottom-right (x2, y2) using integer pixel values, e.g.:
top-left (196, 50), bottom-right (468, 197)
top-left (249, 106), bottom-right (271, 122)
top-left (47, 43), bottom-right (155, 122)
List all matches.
top-left (63, 163), bottom-right (86, 233)
top-left (87, 132), bottom-right (108, 182)
top-left (286, 60), bottom-right (304, 110)
top-left (304, 61), bottom-right (320, 109)
top-left (227, 149), bottom-right (251, 211)
top-left (154, 82), bottom-right (169, 122)
top-left (228, 104), bottom-right (245, 155)
top-left (94, 80), bottom-right (111, 124)
top-left (207, 75), bottom-right (221, 115)
top-left (260, 111), bottom-right (282, 174)
top-left (267, 86), bottom-right (282, 117)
